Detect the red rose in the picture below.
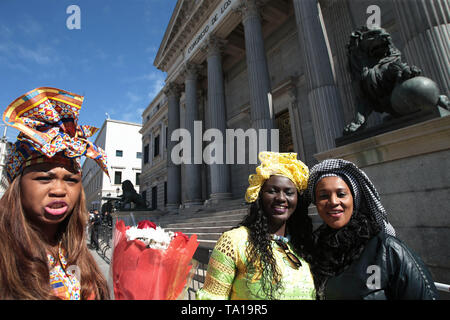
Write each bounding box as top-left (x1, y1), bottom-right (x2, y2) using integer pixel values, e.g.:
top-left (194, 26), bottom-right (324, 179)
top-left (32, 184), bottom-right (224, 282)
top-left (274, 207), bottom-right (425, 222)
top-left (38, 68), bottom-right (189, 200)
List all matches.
top-left (137, 220), bottom-right (156, 229)
top-left (174, 232), bottom-right (189, 242)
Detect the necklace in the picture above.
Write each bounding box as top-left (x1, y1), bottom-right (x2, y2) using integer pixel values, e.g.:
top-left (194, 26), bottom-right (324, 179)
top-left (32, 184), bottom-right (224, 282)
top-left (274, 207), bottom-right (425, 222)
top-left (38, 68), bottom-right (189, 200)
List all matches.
top-left (271, 234), bottom-right (301, 268)
top-left (271, 234), bottom-right (291, 244)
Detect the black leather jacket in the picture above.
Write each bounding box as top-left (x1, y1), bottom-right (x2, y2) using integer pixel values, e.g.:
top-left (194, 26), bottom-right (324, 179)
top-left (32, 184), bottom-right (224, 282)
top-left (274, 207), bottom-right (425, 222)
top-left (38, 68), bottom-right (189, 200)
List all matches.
top-left (323, 232), bottom-right (439, 300)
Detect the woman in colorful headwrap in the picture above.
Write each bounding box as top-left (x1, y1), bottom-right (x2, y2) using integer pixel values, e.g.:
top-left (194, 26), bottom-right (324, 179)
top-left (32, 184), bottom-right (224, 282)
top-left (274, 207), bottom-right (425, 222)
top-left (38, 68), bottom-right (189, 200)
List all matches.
top-left (196, 152), bottom-right (316, 300)
top-left (306, 159), bottom-right (438, 300)
top-left (0, 87), bottom-right (110, 300)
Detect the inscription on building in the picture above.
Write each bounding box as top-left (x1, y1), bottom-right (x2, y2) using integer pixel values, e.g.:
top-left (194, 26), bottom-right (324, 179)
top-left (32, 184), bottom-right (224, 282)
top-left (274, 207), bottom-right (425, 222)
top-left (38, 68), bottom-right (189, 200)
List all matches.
top-left (185, 0), bottom-right (237, 59)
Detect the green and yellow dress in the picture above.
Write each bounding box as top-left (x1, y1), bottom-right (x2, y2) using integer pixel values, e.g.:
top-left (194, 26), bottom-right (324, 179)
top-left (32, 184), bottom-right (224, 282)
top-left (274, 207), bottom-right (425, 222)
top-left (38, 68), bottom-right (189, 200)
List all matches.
top-left (196, 226), bottom-right (316, 300)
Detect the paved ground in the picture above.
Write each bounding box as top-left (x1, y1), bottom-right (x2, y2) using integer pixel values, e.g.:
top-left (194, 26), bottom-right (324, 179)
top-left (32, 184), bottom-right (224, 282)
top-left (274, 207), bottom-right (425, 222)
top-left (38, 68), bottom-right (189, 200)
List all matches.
top-left (89, 247), bottom-right (110, 279)
top-left (86, 233), bottom-right (115, 298)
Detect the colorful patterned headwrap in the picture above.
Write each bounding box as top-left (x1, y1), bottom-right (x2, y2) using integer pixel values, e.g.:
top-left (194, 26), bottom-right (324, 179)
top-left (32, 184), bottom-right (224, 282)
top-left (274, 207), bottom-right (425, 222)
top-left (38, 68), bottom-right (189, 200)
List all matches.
top-left (3, 87), bottom-right (109, 182)
top-left (245, 152), bottom-right (309, 203)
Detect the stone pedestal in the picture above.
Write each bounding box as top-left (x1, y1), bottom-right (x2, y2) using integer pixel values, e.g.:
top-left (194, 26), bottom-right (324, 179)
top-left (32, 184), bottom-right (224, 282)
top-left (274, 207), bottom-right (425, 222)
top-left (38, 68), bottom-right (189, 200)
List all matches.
top-left (315, 116), bottom-right (450, 286)
top-left (335, 108), bottom-right (449, 147)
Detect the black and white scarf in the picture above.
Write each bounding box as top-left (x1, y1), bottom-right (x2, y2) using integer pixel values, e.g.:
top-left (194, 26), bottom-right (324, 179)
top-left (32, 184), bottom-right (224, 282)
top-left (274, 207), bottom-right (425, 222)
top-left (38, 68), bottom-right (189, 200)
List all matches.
top-left (306, 158), bottom-right (395, 236)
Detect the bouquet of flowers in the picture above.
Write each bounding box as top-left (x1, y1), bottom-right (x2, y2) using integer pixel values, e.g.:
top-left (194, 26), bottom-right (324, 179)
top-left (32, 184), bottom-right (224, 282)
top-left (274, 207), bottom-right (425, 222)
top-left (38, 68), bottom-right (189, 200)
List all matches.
top-left (112, 219), bottom-right (199, 300)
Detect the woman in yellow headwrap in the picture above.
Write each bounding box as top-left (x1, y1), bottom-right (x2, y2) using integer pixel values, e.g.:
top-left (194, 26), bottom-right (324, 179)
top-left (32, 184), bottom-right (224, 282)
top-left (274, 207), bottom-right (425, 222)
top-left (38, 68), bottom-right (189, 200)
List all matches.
top-left (197, 152), bottom-right (316, 300)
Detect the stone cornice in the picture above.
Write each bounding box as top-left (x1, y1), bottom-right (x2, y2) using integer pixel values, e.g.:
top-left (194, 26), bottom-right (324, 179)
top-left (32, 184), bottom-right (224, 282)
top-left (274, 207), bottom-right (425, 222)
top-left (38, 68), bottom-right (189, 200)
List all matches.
top-left (154, 0), bottom-right (221, 72)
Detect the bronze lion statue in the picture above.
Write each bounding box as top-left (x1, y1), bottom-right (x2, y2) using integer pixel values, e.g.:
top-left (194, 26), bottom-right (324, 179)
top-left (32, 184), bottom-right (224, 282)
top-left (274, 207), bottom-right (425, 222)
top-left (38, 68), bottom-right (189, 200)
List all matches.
top-left (343, 26), bottom-right (449, 135)
top-left (120, 180), bottom-right (148, 209)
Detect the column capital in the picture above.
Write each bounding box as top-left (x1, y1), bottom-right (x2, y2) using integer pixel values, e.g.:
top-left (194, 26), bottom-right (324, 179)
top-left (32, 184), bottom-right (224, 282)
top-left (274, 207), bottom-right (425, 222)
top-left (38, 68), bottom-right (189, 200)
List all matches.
top-left (183, 62), bottom-right (202, 81)
top-left (163, 82), bottom-right (181, 98)
top-left (202, 35), bottom-right (227, 58)
top-left (234, 0), bottom-right (266, 22)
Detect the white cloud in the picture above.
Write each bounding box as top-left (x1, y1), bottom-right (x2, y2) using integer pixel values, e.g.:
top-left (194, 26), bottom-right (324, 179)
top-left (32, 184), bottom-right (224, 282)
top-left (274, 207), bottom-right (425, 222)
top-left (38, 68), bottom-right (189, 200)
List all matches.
top-left (0, 40), bottom-right (58, 68)
top-left (126, 91), bottom-right (142, 103)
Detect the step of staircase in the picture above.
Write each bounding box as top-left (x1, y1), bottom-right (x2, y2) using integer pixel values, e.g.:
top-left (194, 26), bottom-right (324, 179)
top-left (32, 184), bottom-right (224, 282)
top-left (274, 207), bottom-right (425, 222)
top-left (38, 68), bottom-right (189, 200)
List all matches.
top-left (163, 219), bottom-right (242, 229)
top-left (158, 209), bottom-right (248, 224)
top-left (164, 225), bottom-right (238, 234)
top-left (154, 206), bottom-right (248, 250)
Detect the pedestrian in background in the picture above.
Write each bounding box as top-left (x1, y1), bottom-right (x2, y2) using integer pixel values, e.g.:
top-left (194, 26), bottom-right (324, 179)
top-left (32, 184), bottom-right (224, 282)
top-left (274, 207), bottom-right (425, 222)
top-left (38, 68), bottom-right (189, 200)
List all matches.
top-left (90, 209), bottom-right (102, 251)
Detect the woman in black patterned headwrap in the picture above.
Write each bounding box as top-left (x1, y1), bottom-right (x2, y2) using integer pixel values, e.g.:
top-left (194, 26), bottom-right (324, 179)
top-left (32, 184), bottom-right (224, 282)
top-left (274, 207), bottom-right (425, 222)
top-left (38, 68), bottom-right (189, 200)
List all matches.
top-left (304, 159), bottom-right (438, 300)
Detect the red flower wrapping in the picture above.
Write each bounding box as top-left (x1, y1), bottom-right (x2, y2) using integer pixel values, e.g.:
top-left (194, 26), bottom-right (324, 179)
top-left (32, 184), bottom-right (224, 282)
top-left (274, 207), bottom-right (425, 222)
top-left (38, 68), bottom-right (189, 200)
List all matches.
top-left (112, 220), bottom-right (199, 300)
top-left (137, 220), bottom-right (156, 229)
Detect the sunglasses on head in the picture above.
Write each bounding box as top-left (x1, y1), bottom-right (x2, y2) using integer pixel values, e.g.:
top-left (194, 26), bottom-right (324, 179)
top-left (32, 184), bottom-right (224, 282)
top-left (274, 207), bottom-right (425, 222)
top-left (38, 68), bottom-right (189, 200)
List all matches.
top-left (274, 239), bottom-right (302, 269)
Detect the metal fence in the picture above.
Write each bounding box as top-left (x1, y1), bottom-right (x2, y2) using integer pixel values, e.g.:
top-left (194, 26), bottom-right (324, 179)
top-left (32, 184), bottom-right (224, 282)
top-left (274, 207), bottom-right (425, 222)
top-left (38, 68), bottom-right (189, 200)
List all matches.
top-left (187, 247), bottom-right (212, 300)
top-left (95, 221), bottom-right (113, 264)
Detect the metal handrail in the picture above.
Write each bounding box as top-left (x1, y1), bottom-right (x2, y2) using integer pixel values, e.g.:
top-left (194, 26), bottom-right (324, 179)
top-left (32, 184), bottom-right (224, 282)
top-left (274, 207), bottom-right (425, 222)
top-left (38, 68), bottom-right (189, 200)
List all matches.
top-left (435, 282), bottom-right (450, 293)
top-left (96, 222), bottom-right (113, 264)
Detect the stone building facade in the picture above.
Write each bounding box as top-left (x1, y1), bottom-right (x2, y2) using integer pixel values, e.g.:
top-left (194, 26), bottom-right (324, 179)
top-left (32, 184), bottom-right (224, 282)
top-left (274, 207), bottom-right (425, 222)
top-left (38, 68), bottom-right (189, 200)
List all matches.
top-left (146, 0), bottom-right (449, 286)
top-left (82, 119), bottom-right (142, 210)
top-left (153, 0), bottom-right (449, 209)
top-left (140, 91), bottom-right (169, 210)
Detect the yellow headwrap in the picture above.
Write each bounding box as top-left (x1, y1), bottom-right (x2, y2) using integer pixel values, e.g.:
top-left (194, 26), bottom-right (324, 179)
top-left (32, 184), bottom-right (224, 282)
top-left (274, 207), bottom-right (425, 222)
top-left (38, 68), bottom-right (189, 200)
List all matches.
top-left (245, 152), bottom-right (309, 203)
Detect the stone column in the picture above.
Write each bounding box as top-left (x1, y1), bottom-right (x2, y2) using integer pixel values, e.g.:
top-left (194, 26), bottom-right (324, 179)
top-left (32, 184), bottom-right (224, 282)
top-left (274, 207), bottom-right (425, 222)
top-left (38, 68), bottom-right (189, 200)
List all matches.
top-left (236, 0), bottom-right (275, 150)
top-left (164, 83), bottom-right (181, 211)
top-left (286, 85), bottom-right (306, 162)
top-left (205, 36), bottom-right (232, 202)
top-left (293, 0), bottom-right (344, 152)
top-left (183, 63), bottom-right (203, 206)
top-left (393, 0), bottom-right (450, 96)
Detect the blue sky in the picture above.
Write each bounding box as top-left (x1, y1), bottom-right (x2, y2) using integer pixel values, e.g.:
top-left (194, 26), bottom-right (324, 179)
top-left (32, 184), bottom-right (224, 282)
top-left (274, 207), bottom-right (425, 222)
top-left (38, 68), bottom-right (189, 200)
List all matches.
top-left (0, 0), bottom-right (177, 141)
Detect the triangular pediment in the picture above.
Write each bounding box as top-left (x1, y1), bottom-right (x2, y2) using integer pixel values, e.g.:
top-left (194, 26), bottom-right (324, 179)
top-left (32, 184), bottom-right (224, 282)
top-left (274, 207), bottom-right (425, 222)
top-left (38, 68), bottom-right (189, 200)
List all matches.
top-left (153, 0), bottom-right (223, 72)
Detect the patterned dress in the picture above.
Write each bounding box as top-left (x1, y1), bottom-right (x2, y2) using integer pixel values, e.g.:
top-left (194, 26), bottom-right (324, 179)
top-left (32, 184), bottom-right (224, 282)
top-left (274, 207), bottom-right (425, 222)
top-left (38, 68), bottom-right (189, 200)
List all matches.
top-left (47, 247), bottom-right (81, 300)
top-left (196, 226), bottom-right (316, 300)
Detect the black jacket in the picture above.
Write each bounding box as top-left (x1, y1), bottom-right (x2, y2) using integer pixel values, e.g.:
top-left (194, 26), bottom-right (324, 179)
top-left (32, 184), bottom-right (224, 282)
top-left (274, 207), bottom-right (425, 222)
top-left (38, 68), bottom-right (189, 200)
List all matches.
top-left (323, 232), bottom-right (439, 300)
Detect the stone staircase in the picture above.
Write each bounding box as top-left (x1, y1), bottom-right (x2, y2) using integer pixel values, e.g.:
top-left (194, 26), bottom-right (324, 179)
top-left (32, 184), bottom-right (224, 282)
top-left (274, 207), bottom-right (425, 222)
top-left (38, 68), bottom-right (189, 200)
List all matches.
top-left (155, 203), bottom-right (322, 250)
top-left (157, 207), bottom-right (249, 250)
